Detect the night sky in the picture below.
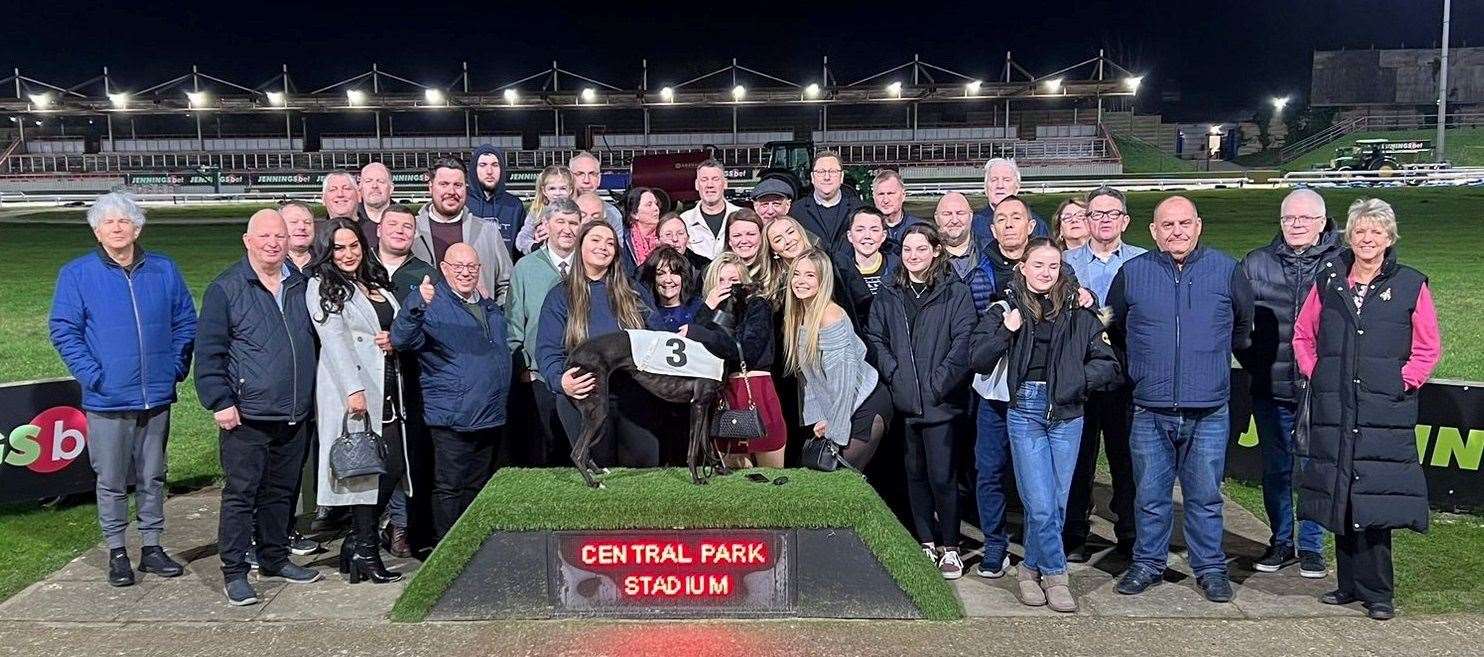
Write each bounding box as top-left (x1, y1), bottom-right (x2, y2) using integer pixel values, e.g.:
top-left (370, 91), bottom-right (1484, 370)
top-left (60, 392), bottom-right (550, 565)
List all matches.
top-left (3, 0), bottom-right (1478, 118)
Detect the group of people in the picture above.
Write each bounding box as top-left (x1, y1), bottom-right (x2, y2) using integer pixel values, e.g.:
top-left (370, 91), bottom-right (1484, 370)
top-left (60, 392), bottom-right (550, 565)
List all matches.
top-left (48, 149), bottom-right (1440, 619)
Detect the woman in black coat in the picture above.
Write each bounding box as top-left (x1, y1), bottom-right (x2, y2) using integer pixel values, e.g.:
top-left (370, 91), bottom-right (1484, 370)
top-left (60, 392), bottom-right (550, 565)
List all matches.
top-left (864, 224), bottom-right (978, 580)
top-left (1292, 198), bottom-right (1442, 621)
top-left (969, 237), bottom-right (1121, 611)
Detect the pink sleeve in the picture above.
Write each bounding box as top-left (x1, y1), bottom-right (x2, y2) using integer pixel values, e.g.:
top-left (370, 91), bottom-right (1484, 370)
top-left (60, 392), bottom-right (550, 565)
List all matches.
top-left (1402, 283), bottom-right (1442, 390)
top-left (1293, 283), bottom-right (1321, 380)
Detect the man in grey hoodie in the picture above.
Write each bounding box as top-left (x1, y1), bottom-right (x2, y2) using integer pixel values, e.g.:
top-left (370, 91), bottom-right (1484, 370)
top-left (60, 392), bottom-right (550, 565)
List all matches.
top-left (412, 157), bottom-right (514, 307)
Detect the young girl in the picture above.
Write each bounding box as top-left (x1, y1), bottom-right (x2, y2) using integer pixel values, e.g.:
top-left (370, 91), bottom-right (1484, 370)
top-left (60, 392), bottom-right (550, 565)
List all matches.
top-left (864, 224), bottom-right (978, 580)
top-left (781, 250), bottom-right (893, 470)
top-left (304, 217), bottom-right (407, 584)
top-left (515, 165), bottom-right (577, 254)
top-left (970, 237), bottom-right (1121, 611)
top-left (693, 252), bottom-right (788, 468)
top-left (639, 246), bottom-right (702, 332)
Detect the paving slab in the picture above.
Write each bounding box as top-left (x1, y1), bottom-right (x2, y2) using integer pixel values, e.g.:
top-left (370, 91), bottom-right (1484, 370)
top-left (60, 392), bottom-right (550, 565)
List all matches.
top-left (0, 579), bottom-right (160, 622)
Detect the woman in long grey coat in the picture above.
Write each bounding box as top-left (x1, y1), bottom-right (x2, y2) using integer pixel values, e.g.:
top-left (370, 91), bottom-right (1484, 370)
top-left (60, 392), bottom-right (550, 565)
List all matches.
top-left (306, 218), bottom-right (409, 584)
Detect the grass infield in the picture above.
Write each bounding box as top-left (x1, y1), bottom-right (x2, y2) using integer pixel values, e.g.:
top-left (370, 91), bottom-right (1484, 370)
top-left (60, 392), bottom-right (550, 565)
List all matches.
top-left (389, 467), bottom-right (964, 622)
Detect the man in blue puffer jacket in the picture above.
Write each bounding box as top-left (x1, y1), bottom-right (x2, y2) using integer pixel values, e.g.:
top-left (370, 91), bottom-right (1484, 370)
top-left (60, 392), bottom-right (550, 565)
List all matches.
top-left (50, 192), bottom-right (197, 588)
top-left (1106, 195), bottom-right (1254, 604)
top-left (390, 243), bottom-right (510, 542)
top-left (465, 144), bottom-right (526, 255)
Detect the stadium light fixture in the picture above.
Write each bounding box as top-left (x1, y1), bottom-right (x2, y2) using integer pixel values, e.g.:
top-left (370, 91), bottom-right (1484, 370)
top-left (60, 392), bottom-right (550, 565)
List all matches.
top-left (731, 85), bottom-right (746, 101)
top-left (503, 88), bottom-right (518, 105)
top-left (346, 89), bottom-right (367, 106)
top-left (185, 91), bottom-right (208, 108)
top-left (966, 80), bottom-right (982, 95)
top-left (28, 92), bottom-right (53, 109)
top-left (804, 83), bottom-right (821, 99)
top-left (424, 88), bottom-right (446, 106)
top-left (887, 81), bottom-right (902, 98)
top-left (1124, 76), bottom-right (1144, 92)
top-left (266, 91), bottom-right (286, 107)
top-left (1271, 96), bottom-right (1290, 113)
top-left (581, 88), bottom-right (597, 104)
top-left (660, 86), bottom-right (674, 102)
top-left (1208, 124), bottom-right (1222, 135)
top-left (1043, 77), bottom-right (1064, 94)
top-left (108, 92), bottom-right (129, 109)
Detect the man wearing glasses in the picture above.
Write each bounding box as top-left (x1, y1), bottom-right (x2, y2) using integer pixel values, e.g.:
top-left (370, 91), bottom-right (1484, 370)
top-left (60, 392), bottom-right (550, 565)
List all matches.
top-left (569, 151), bottom-right (626, 238)
top-left (411, 157), bottom-right (514, 307)
top-left (791, 150), bottom-right (863, 254)
top-left (1236, 188), bottom-right (1340, 579)
top-left (1061, 186), bottom-right (1145, 563)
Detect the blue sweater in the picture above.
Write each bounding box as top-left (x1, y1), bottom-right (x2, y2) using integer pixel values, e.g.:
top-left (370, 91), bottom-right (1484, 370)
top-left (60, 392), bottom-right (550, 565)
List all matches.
top-left (536, 279), bottom-right (665, 393)
top-left (1107, 246), bottom-right (1255, 409)
top-left (390, 283), bottom-right (511, 431)
top-left (49, 249), bottom-right (197, 412)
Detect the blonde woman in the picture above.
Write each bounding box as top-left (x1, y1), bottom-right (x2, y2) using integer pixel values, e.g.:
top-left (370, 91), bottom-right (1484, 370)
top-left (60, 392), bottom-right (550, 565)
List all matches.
top-left (781, 250), bottom-right (892, 468)
top-left (693, 252), bottom-right (788, 467)
top-left (515, 165), bottom-right (577, 254)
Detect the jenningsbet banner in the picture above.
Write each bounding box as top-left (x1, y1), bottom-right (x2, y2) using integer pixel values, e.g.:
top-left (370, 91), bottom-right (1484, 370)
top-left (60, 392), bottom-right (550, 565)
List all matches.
top-left (1226, 370), bottom-right (1482, 513)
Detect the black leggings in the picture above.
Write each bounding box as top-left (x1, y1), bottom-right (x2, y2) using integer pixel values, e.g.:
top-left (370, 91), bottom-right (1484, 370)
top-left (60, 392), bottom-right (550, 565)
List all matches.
top-left (904, 419), bottom-right (960, 548)
top-left (340, 420), bottom-right (406, 548)
top-left (554, 376), bottom-right (663, 468)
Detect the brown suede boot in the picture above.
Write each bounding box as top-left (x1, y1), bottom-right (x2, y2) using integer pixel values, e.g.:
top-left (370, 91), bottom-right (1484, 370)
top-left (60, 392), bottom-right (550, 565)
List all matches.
top-left (1016, 565), bottom-right (1047, 606)
top-left (1043, 573), bottom-right (1078, 612)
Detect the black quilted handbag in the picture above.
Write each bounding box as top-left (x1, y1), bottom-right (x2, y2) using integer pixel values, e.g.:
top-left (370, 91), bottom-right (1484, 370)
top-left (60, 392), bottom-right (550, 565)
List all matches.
top-left (710, 341), bottom-right (765, 442)
top-left (329, 412), bottom-right (387, 481)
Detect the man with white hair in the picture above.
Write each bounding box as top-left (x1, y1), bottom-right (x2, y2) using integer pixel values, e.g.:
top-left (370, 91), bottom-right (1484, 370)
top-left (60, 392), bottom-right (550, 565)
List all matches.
top-left (50, 192), bottom-right (198, 588)
top-left (321, 171), bottom-right (361, 220)
top-left (356, 162), bottom-right (395, 249)
top-left (568, 151), bottom-right (625, 237)
top-left (1237, 187), bottom-right (1341, 579)
top-left (970, 158), bottom-right (1048, 252)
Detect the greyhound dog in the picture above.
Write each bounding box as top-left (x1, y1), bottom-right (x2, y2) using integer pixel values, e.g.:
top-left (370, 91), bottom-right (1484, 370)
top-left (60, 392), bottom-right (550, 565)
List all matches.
top-left (564, 287), bottom-right (754, 488)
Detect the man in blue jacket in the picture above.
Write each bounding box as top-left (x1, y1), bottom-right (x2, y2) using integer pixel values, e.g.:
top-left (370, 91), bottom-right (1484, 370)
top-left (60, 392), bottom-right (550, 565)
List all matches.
top-left (465, 144), bottom-right (526, 255)
top-left (391, 243), bottom-right (511, 542)
top-left (969, 158), bottom-right (1049, 254)
top-left (49, 192), bottom-right (197, 588)
top-left (1106, 195), bottom-right (1254, 604)
top-left (195, 208), bottom-right (324, 605)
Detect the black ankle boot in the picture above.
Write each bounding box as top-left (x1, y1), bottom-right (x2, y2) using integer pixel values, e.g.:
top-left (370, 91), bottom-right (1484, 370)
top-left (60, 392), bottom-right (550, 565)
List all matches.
top-left (347, 542), bottom-right (401, 584)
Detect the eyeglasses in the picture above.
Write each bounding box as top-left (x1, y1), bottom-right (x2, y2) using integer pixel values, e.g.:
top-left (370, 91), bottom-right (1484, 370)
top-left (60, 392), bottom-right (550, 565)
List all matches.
top-left (1087, 210), bottom-right (1127, 222)
top-left (812, 169), bottom-right (843, 176)
top-left (1280, 214), bottom-right (1323, 226)
top-left (443, 263), bottom-right (481, 273)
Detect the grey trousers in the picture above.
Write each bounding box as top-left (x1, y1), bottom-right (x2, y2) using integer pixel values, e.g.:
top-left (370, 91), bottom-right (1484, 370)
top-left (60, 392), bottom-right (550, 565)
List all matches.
top-left (85, 407), bottom-right (171, 549)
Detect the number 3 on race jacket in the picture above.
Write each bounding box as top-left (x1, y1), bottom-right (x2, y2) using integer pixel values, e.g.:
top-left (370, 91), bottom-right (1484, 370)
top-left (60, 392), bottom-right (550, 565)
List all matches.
top-left (626, 330), bottom-right (724, 381)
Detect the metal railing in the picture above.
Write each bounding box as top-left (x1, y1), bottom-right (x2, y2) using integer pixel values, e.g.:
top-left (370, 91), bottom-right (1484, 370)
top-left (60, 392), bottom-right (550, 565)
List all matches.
top-left (1277, 112), bottom-right (1484, 163)
top-left (0, 136), bottom-right (1117, 175)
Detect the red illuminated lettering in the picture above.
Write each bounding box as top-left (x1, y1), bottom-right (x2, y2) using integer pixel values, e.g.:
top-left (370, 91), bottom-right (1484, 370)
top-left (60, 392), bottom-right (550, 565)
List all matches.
top-left (622, 574), bottom-right (732, 597)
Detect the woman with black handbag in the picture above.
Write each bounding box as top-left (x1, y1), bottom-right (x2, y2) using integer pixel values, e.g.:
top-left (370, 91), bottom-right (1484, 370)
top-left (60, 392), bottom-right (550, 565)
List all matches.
top-left (306, 218), bottom-right (406, 584)
top-left (693, 252), bottom-right (788, 468)
top-left (864, 224), bottom-right (978, 580)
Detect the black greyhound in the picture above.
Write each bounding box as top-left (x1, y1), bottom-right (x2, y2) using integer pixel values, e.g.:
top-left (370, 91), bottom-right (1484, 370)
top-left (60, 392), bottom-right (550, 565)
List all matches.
top-left (565, 287), bottom-right (754, 488)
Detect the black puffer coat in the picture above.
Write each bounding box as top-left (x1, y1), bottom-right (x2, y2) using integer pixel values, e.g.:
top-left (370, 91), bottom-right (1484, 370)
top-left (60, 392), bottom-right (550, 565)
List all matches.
top-left (864, 276), bottom-right (977, 423)
top-left (1239, 225), bottom-right (1341, 402)
top-left (1297, 248), bottom-right (1429, 535)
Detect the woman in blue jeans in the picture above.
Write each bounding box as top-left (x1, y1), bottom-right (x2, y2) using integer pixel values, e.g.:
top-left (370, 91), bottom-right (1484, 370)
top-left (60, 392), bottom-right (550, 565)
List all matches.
top-left (971, 238), bottom-right (1121, 611)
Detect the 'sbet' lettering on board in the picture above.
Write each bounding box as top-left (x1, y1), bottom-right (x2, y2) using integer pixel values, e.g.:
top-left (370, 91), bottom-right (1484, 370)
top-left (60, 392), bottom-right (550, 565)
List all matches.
top-left (1, 406), bottom-right (88, 476)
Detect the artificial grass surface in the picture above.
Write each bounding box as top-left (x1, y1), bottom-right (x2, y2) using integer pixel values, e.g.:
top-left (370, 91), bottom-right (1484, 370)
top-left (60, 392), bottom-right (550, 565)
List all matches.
top-left (1113, 136), bottom-right (1198, 174)
top-left (390, 467), bottom-right (963, 622)
top-left (388, 468), bottom-right (955, 622)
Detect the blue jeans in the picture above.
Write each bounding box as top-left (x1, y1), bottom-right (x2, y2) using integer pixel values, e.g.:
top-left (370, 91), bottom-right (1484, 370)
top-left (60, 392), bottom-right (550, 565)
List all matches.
top-left (974, 398), bottom-right (1011, 559)
top-left (1129, 403), bottom-right (1230, 577)
top-left (1251, 396), bottom-right (1325, 554)
top-left (1006, 382), bottom-right (1084, 576)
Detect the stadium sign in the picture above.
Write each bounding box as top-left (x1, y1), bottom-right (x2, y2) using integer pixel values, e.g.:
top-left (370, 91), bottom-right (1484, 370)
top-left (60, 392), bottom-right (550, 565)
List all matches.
top-left (549, 530), bottom-right (791, 615)
top-left (124, 172), bottom-right (247, 186)
top-left (0, 379), bottom-right (93, 504)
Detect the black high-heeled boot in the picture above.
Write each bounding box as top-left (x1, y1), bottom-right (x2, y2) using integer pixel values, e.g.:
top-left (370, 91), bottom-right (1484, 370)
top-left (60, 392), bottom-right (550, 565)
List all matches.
top-left (338, 537), bottom-right (355, 575)
top-left (348, 542), bottom-right (402, 584)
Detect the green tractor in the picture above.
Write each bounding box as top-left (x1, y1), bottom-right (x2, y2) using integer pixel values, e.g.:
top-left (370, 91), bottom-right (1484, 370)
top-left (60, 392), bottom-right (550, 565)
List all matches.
top-left (1318, 138), bottom-right (1434, 175)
